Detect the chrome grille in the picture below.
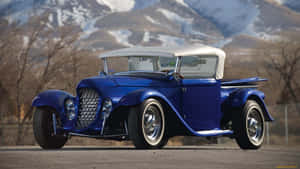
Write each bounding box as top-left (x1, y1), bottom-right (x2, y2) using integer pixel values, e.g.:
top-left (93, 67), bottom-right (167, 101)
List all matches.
top-left (76, 88), bottom-right (100, 129)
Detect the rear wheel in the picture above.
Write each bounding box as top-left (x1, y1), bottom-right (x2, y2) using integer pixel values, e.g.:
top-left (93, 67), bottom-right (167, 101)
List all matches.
top-left (233, 100), bottom-right (265, 149)
top-left (128, 98), bottom-right (168, 149)
top-left (33, 107), bottom-right (67, 149)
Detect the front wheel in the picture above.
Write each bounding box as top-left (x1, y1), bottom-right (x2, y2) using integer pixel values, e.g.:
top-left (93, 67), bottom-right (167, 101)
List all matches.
top-left (128, 98), bottom-right (168, 149)
top-left (233, 100), bottom-right (265, 149)
top-left (33, 107), bottom-right (68, 149)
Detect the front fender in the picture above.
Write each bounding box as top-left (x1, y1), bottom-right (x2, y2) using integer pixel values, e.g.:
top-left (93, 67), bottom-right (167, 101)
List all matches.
top-left (32, 90), bottom-right (75, 114)
top-left (115, 88), bottom-right (201, 135)
top-left (229, 89), bottom-right (274, 121)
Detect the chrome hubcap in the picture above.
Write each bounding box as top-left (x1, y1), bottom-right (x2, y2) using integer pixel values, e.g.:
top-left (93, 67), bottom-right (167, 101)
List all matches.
top-left (247, 109), bottom-right (264, 145)
top-left (142, 104), bottom-right (163, 145)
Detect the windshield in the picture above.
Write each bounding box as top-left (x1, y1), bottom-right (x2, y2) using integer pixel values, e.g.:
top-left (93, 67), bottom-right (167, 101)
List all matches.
top-left (180, 55), bottom-right (218, 79)
top-left (105, 56), bottom-right (177, 75)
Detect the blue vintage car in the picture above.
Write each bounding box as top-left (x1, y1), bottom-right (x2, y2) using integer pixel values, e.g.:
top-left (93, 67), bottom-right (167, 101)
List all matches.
top-left (32, 45), bottom-right (273, 149)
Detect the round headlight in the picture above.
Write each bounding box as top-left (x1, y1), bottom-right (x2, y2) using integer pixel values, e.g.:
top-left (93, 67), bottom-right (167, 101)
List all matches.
top-left (102, 99), bottom-right (112, 119)
top-left (65, 99), bottom-right (76, 120)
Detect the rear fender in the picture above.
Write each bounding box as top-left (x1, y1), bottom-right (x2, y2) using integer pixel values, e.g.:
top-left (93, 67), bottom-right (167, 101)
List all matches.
top-left (229, 89), bottom-right (274, 121)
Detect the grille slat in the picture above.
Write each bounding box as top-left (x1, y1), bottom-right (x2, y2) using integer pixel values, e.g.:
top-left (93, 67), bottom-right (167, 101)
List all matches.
top-left (76, 88), bottom-right (100, 129)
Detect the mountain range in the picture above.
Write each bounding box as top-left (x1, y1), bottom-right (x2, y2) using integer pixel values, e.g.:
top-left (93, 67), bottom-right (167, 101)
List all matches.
top-left (1, 0), bottom-right (300, 51)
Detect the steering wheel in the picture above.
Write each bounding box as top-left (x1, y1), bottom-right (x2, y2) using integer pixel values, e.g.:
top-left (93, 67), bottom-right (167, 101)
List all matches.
top-left (161, 70), bottom-right (184, 79)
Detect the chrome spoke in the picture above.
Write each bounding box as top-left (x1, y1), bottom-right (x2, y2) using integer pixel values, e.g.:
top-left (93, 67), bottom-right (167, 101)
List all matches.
top-left (247, 109), bottom-right (264, 145)
top-left (143, 105), bottom-right (162, 142)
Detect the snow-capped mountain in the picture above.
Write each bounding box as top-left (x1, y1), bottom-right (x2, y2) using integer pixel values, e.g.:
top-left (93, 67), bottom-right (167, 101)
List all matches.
top-left (1, 0), bottom-right (300, 50)
top-left (96, 0), bottom-right (159, 12)
top-left (273, 0), bottom-right (300, 12)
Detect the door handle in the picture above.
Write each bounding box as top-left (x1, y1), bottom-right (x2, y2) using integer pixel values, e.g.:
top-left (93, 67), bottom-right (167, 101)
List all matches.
top-left (182, 87), bottom-right (187, 93)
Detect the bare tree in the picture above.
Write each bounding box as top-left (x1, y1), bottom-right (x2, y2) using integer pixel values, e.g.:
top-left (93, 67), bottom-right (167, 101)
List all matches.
top-left (16, 26), bottom-right (80, 144)
top-left (260, 34), bottom-right (300, 114)
top-left (15, 20), bottom-right (46, 145)
top-left (0, 15), bottom-right (81, 144)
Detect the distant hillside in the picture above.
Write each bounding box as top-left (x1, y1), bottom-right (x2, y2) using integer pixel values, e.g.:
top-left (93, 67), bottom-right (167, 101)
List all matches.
top-left (1, 0), bottom-right (300, 51)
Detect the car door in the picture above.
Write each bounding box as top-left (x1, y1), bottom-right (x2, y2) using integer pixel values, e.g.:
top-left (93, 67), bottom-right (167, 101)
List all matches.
top-left (179, 55), bottom-right (222, 131)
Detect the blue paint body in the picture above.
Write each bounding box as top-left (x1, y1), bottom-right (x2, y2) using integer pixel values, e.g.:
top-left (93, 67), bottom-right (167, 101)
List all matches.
top-left (32, 74), bottom-right (273, 138)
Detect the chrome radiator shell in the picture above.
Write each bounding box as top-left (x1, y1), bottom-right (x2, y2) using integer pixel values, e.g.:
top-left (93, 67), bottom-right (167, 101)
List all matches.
top-left (76, 88), bottom-right (101, 129)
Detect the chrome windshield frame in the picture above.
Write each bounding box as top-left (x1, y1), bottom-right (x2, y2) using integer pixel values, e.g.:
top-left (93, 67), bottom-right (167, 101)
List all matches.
top-left (175, 56), bottom-right (182, 73)
top-left (103, 58), bottom-right (108, 74)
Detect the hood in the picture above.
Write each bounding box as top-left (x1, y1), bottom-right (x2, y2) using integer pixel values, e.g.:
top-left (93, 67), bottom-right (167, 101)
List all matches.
top-left (76, 75), bottom-right (178, 105)
top-left (77, 74), bottom-right (177, 88)
top-left (77, 76), bottom-right (117, 91)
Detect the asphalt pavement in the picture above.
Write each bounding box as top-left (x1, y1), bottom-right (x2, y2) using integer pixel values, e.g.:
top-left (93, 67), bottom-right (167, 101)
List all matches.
top-left (0, 146), bottom-right (299, 169)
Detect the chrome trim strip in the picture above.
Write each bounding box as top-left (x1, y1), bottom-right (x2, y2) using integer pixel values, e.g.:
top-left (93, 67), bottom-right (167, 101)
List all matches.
top-left (101, 117), bottom-right (106, 135)
top-left (221, 85), bottom-right (258, 89)
top-left (124, 120), bottom-right (128, 135)
top-left (197, 129), bottom-right (232, 135)
top-left (52, 113), bottom-right (57, 135)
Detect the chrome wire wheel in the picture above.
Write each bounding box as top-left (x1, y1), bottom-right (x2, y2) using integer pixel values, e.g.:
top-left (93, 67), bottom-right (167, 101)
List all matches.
top-left (128, 98), bottom-right (168, 149)
top-left (142, 102), bottom-right (165, 146)
top-left (246, 108), bottom-right (264, 146)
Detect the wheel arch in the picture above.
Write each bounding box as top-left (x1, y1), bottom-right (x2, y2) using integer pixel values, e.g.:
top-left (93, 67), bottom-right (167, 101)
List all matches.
top-left (247, 95), bottom-right (273, 121)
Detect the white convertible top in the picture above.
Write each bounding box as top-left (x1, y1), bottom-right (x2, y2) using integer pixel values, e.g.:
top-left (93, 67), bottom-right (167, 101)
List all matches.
top-left (99, 45), bottom-right (226, 79)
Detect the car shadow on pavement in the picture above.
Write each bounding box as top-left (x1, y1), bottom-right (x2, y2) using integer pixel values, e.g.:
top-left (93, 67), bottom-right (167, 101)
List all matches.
top-left (0, 146), bottom-right (240, 152)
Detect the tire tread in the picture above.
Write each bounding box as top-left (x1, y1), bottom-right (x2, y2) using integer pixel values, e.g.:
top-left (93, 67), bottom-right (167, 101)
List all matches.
top-left (33, 107), bottom-right (67, 149)
top-left (233, 100), bottom-right (265, 150)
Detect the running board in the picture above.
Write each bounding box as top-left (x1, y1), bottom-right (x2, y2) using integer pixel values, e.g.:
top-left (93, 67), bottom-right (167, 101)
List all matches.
top-left (69, 132), bottom-right (128, 140)
top-left (195, 129), bottom-right (233, 137)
